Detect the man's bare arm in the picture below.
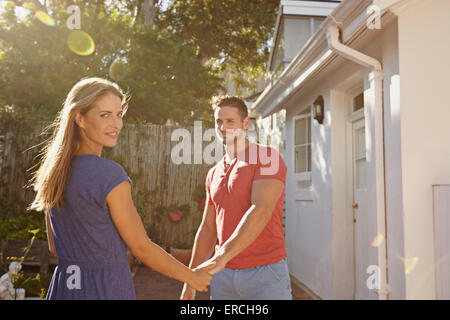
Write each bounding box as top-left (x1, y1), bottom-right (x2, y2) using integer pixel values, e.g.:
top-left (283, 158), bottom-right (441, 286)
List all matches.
top-left (180, 196), bottom-right (217, 299)
top-left (198, 179), bottom-right (284, 274)
top-left (189, 202), bottom-right (217, 269)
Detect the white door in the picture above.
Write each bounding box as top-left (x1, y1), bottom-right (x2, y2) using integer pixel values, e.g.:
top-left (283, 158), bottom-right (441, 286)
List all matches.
top-left (352, 119), bottom-right (375, 299)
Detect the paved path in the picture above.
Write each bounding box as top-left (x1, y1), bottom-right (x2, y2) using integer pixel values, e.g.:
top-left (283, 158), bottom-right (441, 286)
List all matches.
top-left (133, 265), bottom-right (316, 300)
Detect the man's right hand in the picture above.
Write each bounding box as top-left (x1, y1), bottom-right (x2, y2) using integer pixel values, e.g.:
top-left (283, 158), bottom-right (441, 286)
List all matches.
top-left (180, 283), bottom-right (196, 300)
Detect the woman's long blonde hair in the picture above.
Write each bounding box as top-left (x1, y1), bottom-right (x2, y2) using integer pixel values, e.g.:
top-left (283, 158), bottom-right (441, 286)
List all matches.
top-left (28, 77), bottom-right (128, 213)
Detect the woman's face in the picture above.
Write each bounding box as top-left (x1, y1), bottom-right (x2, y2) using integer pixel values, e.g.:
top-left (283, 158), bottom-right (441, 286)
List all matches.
top-left (75, 92), bottom-right (124, 151)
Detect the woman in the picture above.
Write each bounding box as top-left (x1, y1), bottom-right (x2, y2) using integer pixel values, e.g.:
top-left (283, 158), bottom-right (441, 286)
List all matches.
top-left (28, 77), bottom-right (213, 299)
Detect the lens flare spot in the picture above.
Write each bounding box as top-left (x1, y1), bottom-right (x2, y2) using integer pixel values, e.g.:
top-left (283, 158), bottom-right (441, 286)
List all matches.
top-left (370, 233), bottom-right (384, 247)
top-left (67, 30), bottom-right (95, 56)
top-left (35, 10), bottom-right (56, 27)
top-left (399, 256), bottom-right (419, 275)
top-left (109, 58), bottom-right (127, 82)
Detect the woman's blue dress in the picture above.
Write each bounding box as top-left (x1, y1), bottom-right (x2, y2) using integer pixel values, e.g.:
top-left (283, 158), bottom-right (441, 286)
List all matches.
top-left (46, 155), bottom-right (136, 300)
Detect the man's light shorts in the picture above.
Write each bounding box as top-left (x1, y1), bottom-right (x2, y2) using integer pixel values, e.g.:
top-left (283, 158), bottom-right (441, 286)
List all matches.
top-left (210, 258), bottom-right (292, 300)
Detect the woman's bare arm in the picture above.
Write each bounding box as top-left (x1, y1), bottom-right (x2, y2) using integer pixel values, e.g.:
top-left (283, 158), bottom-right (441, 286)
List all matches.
top-left (106, 181), bottom-right (213, 292)
top-left (45, 210), bottom-right (57, 256)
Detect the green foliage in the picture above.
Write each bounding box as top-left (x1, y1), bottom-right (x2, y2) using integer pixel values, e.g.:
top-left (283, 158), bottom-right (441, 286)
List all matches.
top-left (117, 28), bottom-right (222, 126)
top-left (0, 228), bottom-right (49, 298)
top-left (157, 0), bottom-right (280, 93)
top-left (13, 272), bottom-right (52, 298)
top-left (0, 0), bottom-right (280, 124)
top-left (0, 1), bottom-right (127, 118)
top-left (0, 1), bottom-right (222, 125)
top-left (0, 213), bottom-right (46, 240)
top-left (0, 190), bottom-right (26, 221)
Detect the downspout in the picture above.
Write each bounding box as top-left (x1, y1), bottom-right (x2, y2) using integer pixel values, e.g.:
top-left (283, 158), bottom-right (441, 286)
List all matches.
top-left (327, 24), bottom-right (389, 300)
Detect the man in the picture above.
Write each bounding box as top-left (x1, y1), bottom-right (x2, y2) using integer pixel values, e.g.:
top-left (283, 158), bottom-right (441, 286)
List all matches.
top-left (181, 95), bottom-right (292, 300)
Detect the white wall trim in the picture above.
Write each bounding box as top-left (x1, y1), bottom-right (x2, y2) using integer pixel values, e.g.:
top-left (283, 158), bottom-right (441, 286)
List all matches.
top-left (347, 108), bottom-right (365, 123)
top-left (283, 1), bottom-right (340, 17)
top-left (295, 188), bottom-right (314, 201)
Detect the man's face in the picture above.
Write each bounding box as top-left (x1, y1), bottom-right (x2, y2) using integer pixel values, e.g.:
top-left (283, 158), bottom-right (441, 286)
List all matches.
top-left (214, 106), bottom-right (249, 146)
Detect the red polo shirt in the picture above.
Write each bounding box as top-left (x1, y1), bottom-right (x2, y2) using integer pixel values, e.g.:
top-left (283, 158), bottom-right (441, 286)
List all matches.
top-left (205, 142), bottom-right (287, 269)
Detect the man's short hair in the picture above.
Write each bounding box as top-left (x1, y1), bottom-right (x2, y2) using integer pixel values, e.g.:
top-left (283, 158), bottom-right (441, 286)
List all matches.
top-left (211, 95), bottom-right (248, 120)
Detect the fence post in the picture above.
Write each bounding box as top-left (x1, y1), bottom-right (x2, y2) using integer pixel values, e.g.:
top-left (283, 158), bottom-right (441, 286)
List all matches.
top-left (1, 239), bottom-right (7, 264)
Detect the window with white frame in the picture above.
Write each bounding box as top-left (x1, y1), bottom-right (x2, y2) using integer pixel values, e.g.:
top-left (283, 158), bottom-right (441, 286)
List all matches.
top-left (293, 107), bottom-right (312, 188)
top-left (270, 16), bottom-right (326, 77)
top-left (353, 91), bottom-right (364, 112)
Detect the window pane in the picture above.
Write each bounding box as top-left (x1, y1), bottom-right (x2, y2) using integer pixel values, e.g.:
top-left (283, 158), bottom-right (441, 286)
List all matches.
top-left (295, 116), bottom-right (310, 146)
top-left (355, 127), bottom-right (366, 160)
top-left (355, 126), bottom-right (366, 188)
top-left (271, 19), bottom-right (285, 73)
top-left (284, 17), bottom-right (311, 61)
top-left (307, 117), bottom-right (311, 144)
top-left (353, 92), bottom-right (364, 111)
top-left (313, 17), bottom-right (325, 33)
top-left (295, 118), bottom-right (306, 145)
top-left (356, 158), bottom-right (367, 189)
top-left (307, 144), bottom-right (311, 172)
top-left (295, 145), bottom-right (308, 173)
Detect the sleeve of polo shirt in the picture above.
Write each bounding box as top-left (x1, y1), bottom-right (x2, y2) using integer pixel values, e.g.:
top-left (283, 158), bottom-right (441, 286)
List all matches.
top-left (253, 146), bottom-right (287, 184)
top-left (205, 167), bottom-right (215, 206)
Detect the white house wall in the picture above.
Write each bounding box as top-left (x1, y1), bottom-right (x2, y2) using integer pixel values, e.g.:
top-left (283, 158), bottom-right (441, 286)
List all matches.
top-left (283, 55), bottom-right (364, 299)
top-left (274, 0), bottom-right (450, 300)
top-left (284, 14), bottom-right (409, 299)
top-left (285, 90), bottom-right (334, 299)
top-left (378, 19), bottom-right (406, 300)
top-left (395, 0), bottom-right (450, 299)
top-left (357, 18), bottom-right (407, 300)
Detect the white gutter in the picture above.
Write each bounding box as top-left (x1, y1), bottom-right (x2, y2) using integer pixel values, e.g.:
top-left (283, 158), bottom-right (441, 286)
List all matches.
top-left (327, 23), bottom-right (389, 300)
top-left (253, 0), bottom-right (408, 118)
top-left (254, 0), bottom-right (375, 118)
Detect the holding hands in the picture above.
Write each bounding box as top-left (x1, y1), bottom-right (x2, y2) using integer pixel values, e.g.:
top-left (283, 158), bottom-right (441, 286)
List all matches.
top-left (187, 262), bottom-right (216, 292)
top-left (181, 250), bottom-right (229, 300)
top-left (195, 251), bottom-right (227, 276)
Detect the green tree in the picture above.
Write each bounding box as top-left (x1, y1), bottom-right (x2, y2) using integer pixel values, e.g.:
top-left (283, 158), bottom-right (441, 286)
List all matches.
top-left (0, 1), bottom-right (221, 125)
top-left (118, 29), bottom-right (221, 125)
top-left (156, 0), bottom-right (280, 94)
top-left (0, 1), bottom-right (132, 117)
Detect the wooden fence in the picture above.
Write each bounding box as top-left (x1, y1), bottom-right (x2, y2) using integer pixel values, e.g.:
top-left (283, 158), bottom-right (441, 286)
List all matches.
top-left (0, 121), bottom-right (215, 249)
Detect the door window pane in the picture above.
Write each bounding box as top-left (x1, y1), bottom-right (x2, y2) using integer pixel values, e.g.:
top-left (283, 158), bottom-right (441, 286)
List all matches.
top-left (355, 126), bottom-right (367, 188)
top-left (294, 113), bottom-right (311, 176)
top-left (353, 92), bottom-right (364, 112)
top-left (355, 127), bottom-right (366, 160)
top-left (295, 145), bottom-right (310, 173)
top-left (356, 159), bottom-right (367, 189)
